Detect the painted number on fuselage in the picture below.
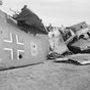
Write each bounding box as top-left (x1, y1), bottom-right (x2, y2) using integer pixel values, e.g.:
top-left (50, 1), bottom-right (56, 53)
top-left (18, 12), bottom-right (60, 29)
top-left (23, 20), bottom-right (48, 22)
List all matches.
top-left (30, 42), bottom-right (38, 56)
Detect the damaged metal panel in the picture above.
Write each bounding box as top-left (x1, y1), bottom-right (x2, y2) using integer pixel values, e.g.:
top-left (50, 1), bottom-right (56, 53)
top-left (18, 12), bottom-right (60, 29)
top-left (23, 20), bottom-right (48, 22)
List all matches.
top-left (67, 21), bottom-right (89, 33)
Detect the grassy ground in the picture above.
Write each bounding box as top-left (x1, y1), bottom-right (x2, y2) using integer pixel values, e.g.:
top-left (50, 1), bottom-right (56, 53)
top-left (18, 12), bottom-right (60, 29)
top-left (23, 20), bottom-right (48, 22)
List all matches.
top-left (0, 60), bottom-right (90, 90)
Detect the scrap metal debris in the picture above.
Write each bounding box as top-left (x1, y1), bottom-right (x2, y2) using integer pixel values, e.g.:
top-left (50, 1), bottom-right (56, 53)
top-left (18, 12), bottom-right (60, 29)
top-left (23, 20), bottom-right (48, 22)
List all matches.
top-left (47, 22), bottom-right (90, 65)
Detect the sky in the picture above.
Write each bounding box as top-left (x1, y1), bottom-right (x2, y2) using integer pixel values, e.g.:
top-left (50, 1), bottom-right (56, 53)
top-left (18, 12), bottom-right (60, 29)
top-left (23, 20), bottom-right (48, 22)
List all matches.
top-left (1, 0), bottom-right (90, 26)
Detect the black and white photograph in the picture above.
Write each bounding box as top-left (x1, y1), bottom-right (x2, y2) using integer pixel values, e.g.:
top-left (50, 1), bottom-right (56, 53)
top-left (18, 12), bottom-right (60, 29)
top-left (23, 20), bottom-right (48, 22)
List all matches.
top-left (0, 0), bottom-right (90, 90)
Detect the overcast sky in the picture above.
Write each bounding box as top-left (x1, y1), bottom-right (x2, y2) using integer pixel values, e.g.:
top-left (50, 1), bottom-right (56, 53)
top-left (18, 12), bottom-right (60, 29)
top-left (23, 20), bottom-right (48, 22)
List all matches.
top-left (1, 0), bottom-right (90, 26)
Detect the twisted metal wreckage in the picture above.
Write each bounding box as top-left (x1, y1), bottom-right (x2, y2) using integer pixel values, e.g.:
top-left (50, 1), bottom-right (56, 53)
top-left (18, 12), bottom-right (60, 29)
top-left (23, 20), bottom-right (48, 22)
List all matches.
top-left (0, 5), bottom-right (90, 71)
top-left (47, 22), bottom-right (90, 65)
top-left (11, 5), bottom-right (90, 65)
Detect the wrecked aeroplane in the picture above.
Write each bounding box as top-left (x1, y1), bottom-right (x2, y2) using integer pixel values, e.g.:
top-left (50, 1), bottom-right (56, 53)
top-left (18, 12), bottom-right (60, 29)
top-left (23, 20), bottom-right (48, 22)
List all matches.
top-left (0, 4), bottom-right (90, 71)
top-left (54, 22), bottom-right (90, 65)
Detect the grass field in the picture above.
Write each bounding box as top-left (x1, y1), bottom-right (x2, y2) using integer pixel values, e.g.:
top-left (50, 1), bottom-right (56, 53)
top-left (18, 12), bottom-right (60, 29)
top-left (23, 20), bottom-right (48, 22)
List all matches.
top-left (0, 60), bottom-right (90, 90)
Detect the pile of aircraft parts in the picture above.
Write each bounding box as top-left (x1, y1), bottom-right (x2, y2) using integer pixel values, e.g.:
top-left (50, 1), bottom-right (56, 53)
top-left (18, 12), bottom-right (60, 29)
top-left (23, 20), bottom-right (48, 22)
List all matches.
top-left (11, 5), bottom-right (90, 65)
top-left (48, 22), bottom-right (90, 65)
top-left (0, 3), bottom-right (90, 71)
